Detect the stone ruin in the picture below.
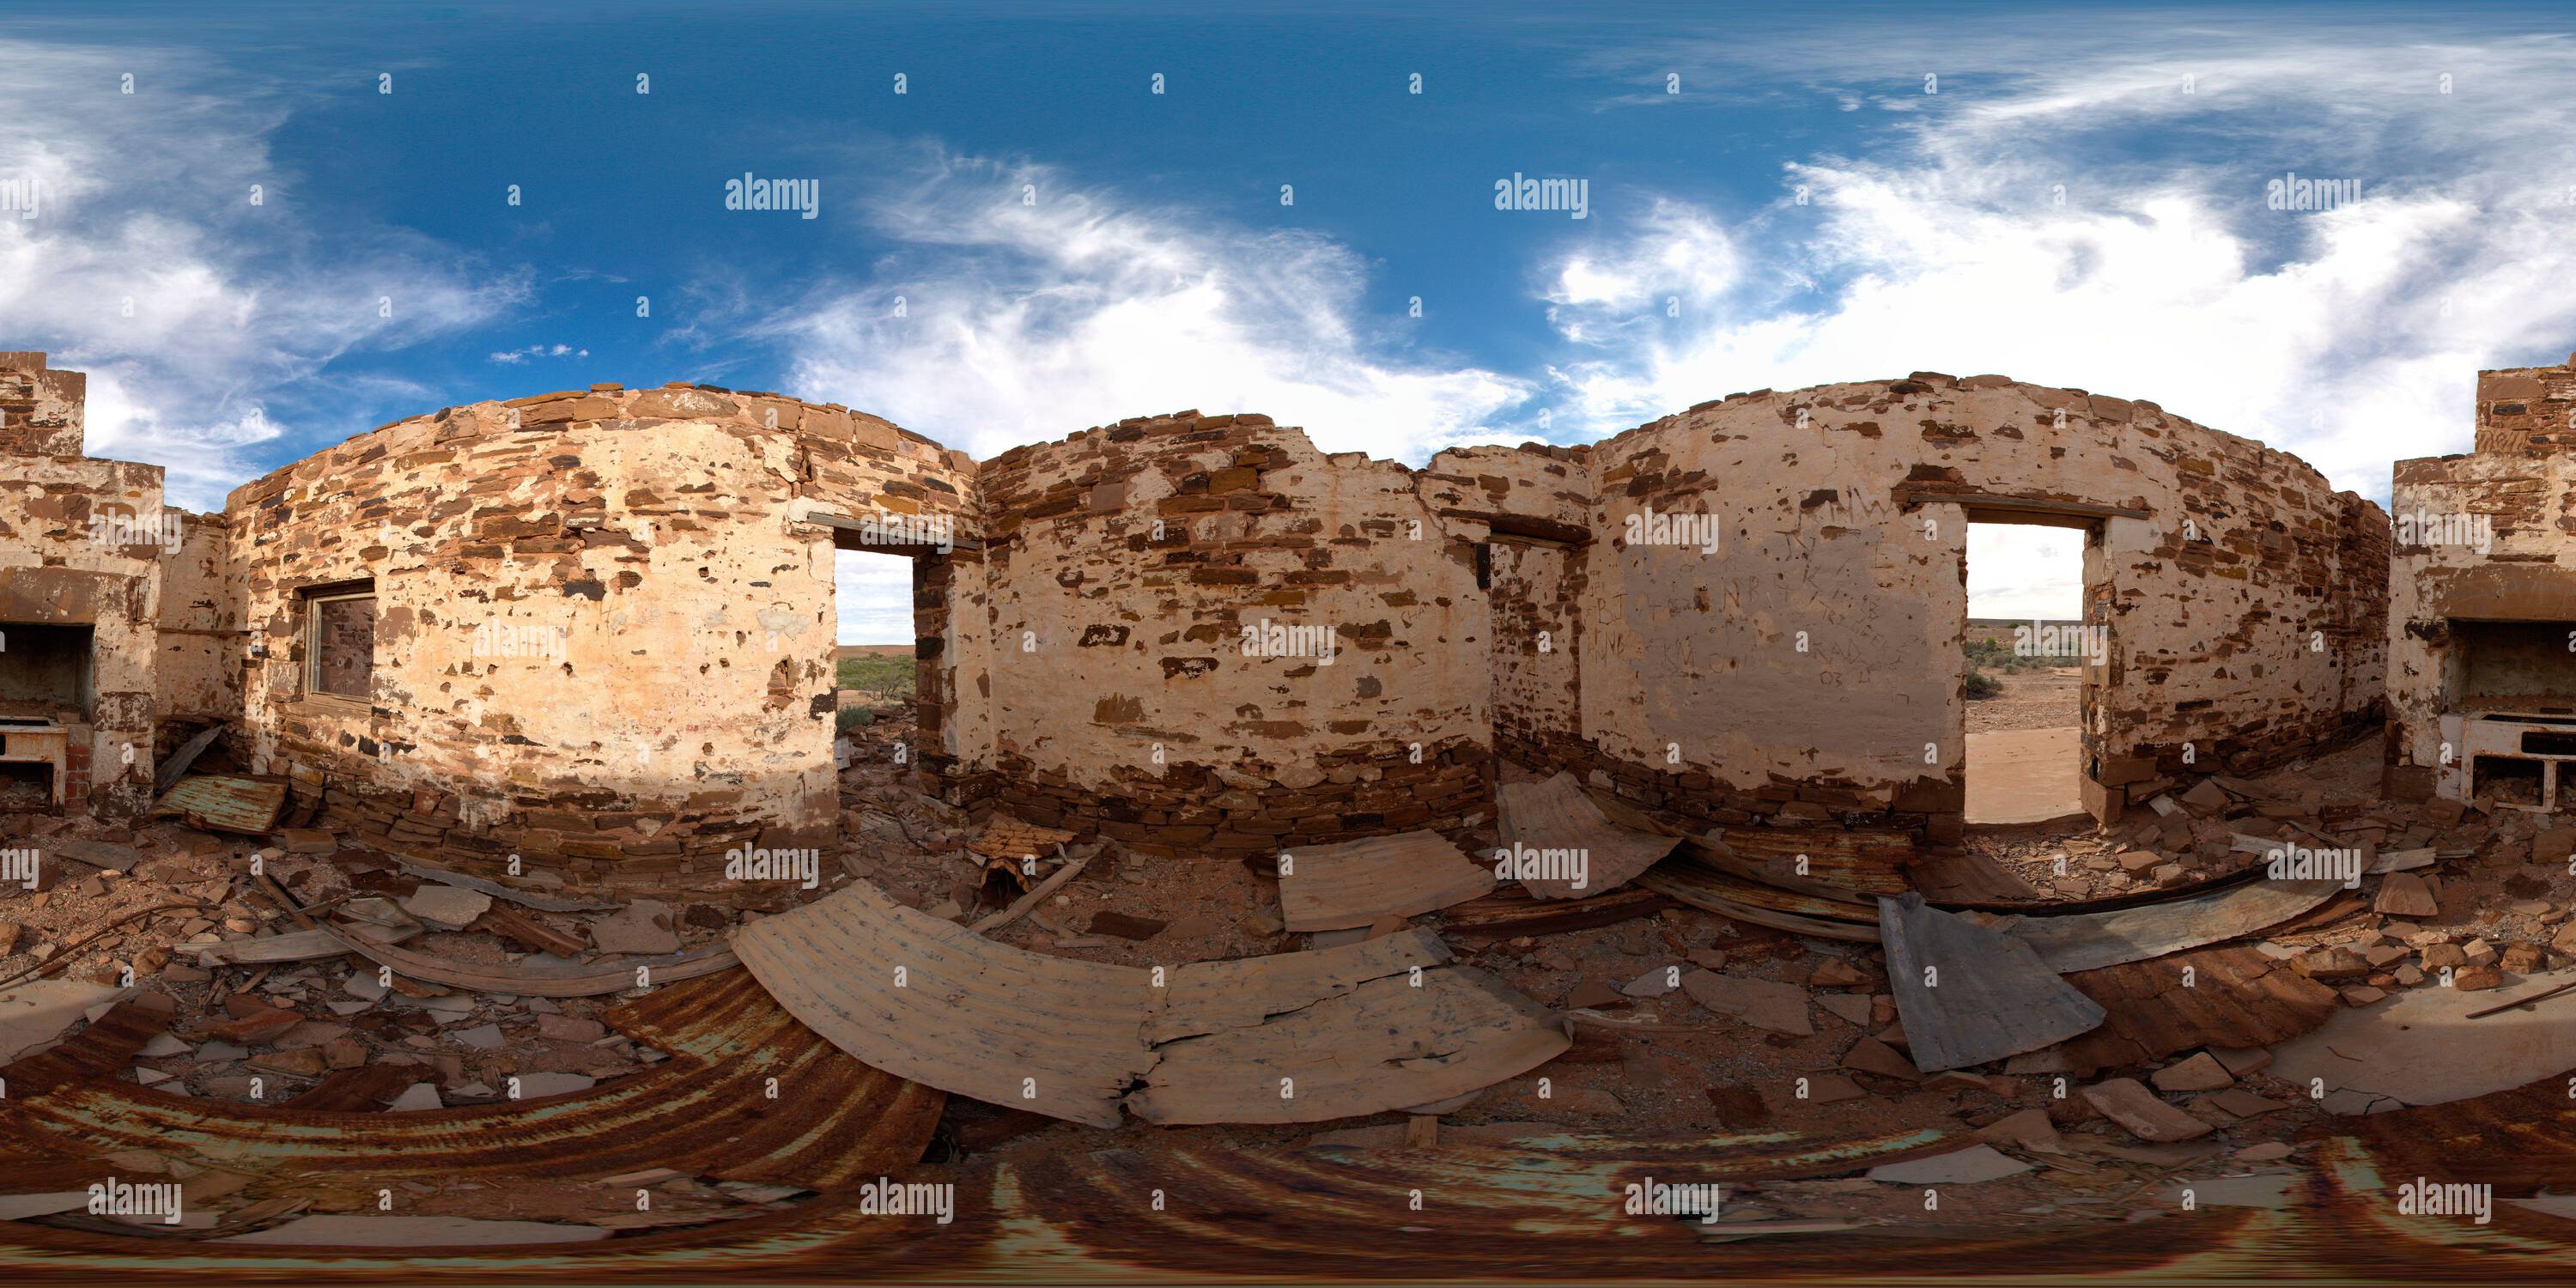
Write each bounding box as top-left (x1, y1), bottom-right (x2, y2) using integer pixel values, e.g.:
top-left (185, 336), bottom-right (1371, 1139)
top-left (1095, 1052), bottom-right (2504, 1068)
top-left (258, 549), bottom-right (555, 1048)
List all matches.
top-left (0, 348), bottom-right (2465, 895)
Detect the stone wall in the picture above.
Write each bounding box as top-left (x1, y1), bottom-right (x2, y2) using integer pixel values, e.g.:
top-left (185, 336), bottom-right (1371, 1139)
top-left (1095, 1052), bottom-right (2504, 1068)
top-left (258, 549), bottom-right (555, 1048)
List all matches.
top-left (2471, 352), bottom-right (2576, 455)
top-left (1548, 374), bottom-right (2385, 839)
top-left (0, 362), bottom-right (164, 816)
top-left (0, 351), bottom-right (87, 457)
top-left (974, 411), bottom-right (1492, 857)
top-left (156, 509), bottom-right (241, 732)
top-left (224, 381), bottom-right (976, 893)
top-left (2389, 358), bottom-right (2576, 804)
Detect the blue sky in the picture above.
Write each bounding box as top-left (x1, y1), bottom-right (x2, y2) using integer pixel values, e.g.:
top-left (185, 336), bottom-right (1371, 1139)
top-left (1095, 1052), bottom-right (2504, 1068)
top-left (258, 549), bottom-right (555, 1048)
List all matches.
top-left (8, 2), bottom-right (2576, 641)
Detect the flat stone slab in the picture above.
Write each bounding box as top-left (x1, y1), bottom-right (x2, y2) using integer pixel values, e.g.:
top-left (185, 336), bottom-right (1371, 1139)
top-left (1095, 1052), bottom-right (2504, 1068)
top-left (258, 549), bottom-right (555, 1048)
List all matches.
top-left (401, 884), bottom-right (492, 932)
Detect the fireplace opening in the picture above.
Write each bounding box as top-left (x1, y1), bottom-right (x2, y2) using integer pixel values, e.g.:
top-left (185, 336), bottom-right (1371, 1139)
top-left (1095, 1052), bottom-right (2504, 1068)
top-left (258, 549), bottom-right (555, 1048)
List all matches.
top-left (0, 623), bottom-right (95, 720)
top-left (0, 761), bottom-right (51, 811)
top-left (2474, 755), bottom-right (2549, 808)
top-left (2450, 620), bottom-right (2576, 714)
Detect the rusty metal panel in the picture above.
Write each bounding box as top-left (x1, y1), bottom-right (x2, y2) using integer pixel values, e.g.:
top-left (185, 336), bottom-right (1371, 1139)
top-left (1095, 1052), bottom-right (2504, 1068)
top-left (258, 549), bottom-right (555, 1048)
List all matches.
top-left (146, 775), bottom-right (288, 836)
top-left (0, 972), bottom-right (941, 1197)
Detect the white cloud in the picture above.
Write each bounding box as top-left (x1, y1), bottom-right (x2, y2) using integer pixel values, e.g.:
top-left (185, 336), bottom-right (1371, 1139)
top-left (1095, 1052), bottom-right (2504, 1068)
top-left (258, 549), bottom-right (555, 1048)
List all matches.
top-left (762, 151), bottom-right (1534, 465)
top-left (1552, 23), bottom-right (2576, 614)
top-left (0, 41), bottom-right (520, 509)
top-left (489, 343), bottom-right (590, 364)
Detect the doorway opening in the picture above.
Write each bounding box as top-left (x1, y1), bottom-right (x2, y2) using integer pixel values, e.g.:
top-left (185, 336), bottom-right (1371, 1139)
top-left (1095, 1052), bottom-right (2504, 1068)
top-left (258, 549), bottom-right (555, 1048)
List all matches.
top-left (1961, 519), bottom-right (2094, 829)
top-left (831, 548), bottom-right (920, 752)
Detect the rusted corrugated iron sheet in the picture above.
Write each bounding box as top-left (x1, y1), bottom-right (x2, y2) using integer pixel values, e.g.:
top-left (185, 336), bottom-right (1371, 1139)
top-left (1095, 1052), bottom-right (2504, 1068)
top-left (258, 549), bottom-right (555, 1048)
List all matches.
top-left (0, 971), bottom-right (941, 1194)
top-left (325, 925), bottom-right (738, 998)
top-left (1635, 861), bottom-right (1880, 942)
top-left (146, 775), bottom-right (288, 836)
top-left (1439, 885), bottom-right (1670, 938)
top-left (2054, 945), bottom-right (2340, 1075)
top-left (11, 1108), bottom-right (2576, 1277)
top-left (1703, 823), bottom-right (1915, 896)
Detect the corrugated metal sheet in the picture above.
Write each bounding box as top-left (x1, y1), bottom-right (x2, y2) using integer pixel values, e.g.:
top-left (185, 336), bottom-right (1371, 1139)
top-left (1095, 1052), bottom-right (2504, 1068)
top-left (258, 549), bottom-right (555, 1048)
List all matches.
top-left (1277, 829), bottom-right (1495, 931)
top-left (0, 971), bottom-right (942, 1195)
top-left (734, 882), bottom-right (1568, 1128)
top-left (1498, 772), bottom-right (1681, 899)
top-left (147, 775), bottom-right (288, 836)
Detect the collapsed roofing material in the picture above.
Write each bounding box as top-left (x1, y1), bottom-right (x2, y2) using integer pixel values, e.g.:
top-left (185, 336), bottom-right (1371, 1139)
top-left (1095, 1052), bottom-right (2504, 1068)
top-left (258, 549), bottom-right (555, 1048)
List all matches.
top-left (1699, 825), bottom-right (1915, 896)
top-left (2271, 966), bottom-right (2576, 1109)
top-left (146, 775), bottom-right (287, 836)
top-left (1876, 894), bottom-right (2105, 1071)
top-left (1276, 829), bottom-right (1497, 932)
top-left (2055, 946), bottom-right (2340, 1076)
top-left (1637, 861), bottom-right (1879, 943)
top-left (1498, 772), bottom-right (1680, 899)
top-left (324, 925), bottom-right (738, 998)
top-left (732, 882), bottom-right (1568, 1127)
top-left (0, 971), bottom-right (944, 1194)
top-left (1996, 878), bottom-right (2349, 973)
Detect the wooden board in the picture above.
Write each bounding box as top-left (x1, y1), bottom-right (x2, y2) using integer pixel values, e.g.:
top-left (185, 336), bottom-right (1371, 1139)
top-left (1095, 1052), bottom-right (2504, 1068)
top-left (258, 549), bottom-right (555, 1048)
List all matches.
top-left (732, 882), bottom-right (1568, 1127)
top-left (147, 775), bottom-right (287, 836)
top-left (1878, 893), bottom-right (2105, 1072)
top-left (1498, 772), bottom-right (1681, 900)
top-left (1277, 830), bottom-right (1497, 932)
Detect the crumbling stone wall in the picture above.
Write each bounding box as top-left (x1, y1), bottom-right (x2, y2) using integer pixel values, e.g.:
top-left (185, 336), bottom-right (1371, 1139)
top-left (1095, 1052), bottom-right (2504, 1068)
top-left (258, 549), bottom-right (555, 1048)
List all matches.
top-left (2471, 353), bottom-right (2576, 454)
top-left (2389, 355), bottom-right (2576, 803)
top-left (1420, 443), bottom-right (1597, 776)
top-left (975, 411), bottom-right (1492, 857)
top-left (0, 350), bottom-right (87, 457)
top-left (0, 352), bottom-right (164, 817)
top-left (1548, 374), bottom-right (2385, 839)
top-left (226, 382), bottom-right (975, 892)
top-left (156, 510), bottom-right (242, 732)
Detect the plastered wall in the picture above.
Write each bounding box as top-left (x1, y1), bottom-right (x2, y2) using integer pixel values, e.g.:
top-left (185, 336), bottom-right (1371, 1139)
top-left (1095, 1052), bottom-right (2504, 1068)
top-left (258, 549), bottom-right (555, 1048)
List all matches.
top-left (2389, 356), bottom-right (2576, 801)
top-left (974, 411), bottom-right (1493, 856)
top-left (1511, 374), bottom-right (2386, 837)
top-left (224, 382), bottom-right (976, 892)
top-left (0, 400), bottom-right (166, 817)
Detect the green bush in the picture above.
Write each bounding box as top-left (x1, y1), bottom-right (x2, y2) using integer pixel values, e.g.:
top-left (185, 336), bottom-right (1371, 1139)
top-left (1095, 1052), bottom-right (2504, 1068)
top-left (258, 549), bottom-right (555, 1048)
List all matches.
top-left (835, 704), bottom-right (876, 733)
top-left (835, 653), bottom-right (916, 700)
top-left (1965, 662), bottom-right (2002, 698)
